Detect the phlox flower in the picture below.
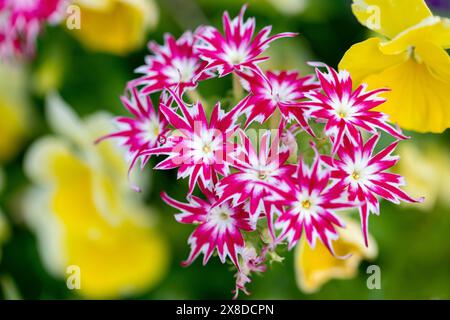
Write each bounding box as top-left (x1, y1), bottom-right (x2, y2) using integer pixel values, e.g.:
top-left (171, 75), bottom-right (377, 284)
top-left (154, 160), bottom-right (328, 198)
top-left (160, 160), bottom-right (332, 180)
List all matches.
top-left (96, 88), bottom-right (168, 169)
top-left (274, 153), bottom-right (356, 254)
top-left (0, 0), bottom-right (65, 58)
top-left (161, 186), bottom-right (253, 268)
top-left (129, 31), bottom-right (211, 95)
top-left (321, 133), bottom-right (424, 245)
top-left (239, 70), bottom-right (319, 133)
top-left (138, 90), bottom-right (249, 194)
top-left (216, 129), bottom-right (295, 234)
top-left (195, 5), bottom-right (296, 78)
top-left (303, 64), bottom-right (407, 154)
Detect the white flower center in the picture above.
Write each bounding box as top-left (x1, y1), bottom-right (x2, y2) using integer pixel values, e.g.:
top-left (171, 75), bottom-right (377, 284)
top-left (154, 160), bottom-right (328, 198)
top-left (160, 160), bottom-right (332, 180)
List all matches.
top-left (164, 58), bottom-right (197, 83)
top-left (333, 101), bottom-right (354, 119)
top-left (344, 157), bottom-right (372, 186)
top-left (190, 129), bottom-right (222, 163)
top-left (271, 81), bottom-right (294, 103)
top-left (223, 45), bottom-right (248, 65)
top-left (209, 205), bottom-right (234, 231)
top-left (140, 118), bottom-right (161, 143)
top-left (295, 191), bottom-right (321, 216)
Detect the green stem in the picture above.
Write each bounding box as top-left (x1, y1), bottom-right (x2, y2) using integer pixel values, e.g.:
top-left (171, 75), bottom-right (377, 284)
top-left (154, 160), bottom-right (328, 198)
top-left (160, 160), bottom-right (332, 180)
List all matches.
top-left (0, 275), bottom-right (22, 300)
top-left (232, 73), bottom-right (244, 103)
top-left (187, 89), bottom-right (209, 110)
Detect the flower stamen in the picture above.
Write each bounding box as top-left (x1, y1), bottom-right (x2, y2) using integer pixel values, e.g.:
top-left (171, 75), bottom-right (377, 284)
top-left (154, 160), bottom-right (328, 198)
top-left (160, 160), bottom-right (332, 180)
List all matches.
top-left (302, 200), bottom-right (311, 209)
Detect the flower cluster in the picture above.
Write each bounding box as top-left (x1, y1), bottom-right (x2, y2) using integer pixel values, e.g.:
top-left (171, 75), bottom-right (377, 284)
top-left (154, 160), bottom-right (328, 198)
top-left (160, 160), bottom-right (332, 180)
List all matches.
top-left (0, 0), bottom-right (66, 59)
top-left (100, 5), bottom-right (423, 298)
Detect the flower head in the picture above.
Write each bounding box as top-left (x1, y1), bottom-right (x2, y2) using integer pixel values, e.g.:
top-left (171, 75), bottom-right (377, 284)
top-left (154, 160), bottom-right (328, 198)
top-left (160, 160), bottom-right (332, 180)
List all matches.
top-left (216, 129), bottom-right (295, 234)
top-left (138, 90), bottom-right (249, 194)
top-left (274, 153), bottom-right (356, 253)
top-left (161, 187), bottom-right (253, 268)
top-left (340, 0), bottom-right (450, 133)
top-left (304, 64), bottom-right (407, 154)
top-left (129, 32), bottom-right (211, 95)
top-left (195, 5), bottom-right (296, 78)
top-left (239, 70), bottom-right (319, 132)
top-left (321, 133), bottom-right (424, 245)
top-left (96, 88), bottom-right (168, 169)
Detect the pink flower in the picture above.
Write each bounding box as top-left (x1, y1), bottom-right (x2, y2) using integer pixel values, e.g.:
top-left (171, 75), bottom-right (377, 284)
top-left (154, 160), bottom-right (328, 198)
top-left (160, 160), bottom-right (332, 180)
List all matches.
top-left (129, 32), bottom-right (211, 95)
top-left (321, 133), bottom-right (424, 246)
top-left (239, 70), bottom-right (319, 133)
top-left (161, 187), bottom-right (254, 268)
top-left (195, 5), bottom-right (296, 78)
top-left (216, 129), bottom-right (295, 236)
top-left (274, 153), bottom-right (356, 253)
top-left (303, 64), bottom-right (407, 154)
top-left (96, 88), bottom-right (168, 168)
top-left (138, 90), bottom-right (249, 194)
top-left (0, 0), bottom-right (65, 58)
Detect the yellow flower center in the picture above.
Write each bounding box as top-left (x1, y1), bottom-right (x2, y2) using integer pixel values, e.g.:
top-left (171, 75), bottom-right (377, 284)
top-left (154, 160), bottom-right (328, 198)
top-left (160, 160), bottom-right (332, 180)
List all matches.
top-left (219, 212), bottom-right (230, 221)
top-left (302, 200), bottom-right (311, 209)
top-left (258, 170), bottom-right (268, 180)
top-left (352, 172), bottom-right (360, 180)
top-left (202, 144), bottom-right (211, 153)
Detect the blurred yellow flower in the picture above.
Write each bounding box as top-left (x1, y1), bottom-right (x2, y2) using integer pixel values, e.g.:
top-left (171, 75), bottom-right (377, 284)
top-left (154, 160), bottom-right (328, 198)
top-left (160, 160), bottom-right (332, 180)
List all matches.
top-left (266, 0), bottom-right (309, 16)
top-left (71, 0), bottom-right (159, 55)
top-left (339, 0), bottom-right (450, 133)
top-left (396, 141), bottom-right (450, 211)
top-left (295, 218), bottom-right (377, 293)
top-left (23, 94), bottom-right (169, 299)
top-left (0, 64), bottom-right (31, 163)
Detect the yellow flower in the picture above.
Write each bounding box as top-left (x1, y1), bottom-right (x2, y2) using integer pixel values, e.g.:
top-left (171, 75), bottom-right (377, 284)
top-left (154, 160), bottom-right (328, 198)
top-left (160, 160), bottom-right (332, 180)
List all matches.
top-left (295, 218), bottom-right (377, 293)
top-left (71, 0), bottom-right (159, 55)
top-left (0, 64), bottom-right (31, 163)
top-left (339, 0), bottom-right (450, 133)
top-left (23, 94), bottom-right (169, 299)
top-left (395, 141), bottom-right (450, 211)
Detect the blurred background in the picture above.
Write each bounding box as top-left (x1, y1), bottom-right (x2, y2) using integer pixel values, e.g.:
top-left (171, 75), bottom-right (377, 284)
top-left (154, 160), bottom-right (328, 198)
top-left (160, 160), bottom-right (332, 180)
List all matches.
top-left (0, 0), bottom-right (449, 300)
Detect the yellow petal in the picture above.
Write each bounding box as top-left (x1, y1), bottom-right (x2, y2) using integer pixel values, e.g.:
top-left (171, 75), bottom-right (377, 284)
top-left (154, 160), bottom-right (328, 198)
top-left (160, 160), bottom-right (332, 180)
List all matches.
top-left (295, 219), bottom-right (377, 293)
top-left (415, 41), bottom-right (450, 84)
top-left (363, 57), bottom-right (450, 133)
top-left (380, 16), bottom-right (450, 55)
top-left (66, 220), bottom-right (168, 299)
top-left (339, 37), bottom-right (407, 85)
top-left (395, 141), bottom-right (449, 211)
top-left (0, 99), bottom-right (29, 162)
top-left (351, 0), bottom-right (432, 38)
top-left (71, 0), bottom-right (158, 55)
top-left (0, 64), bottom-right (31, 162)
